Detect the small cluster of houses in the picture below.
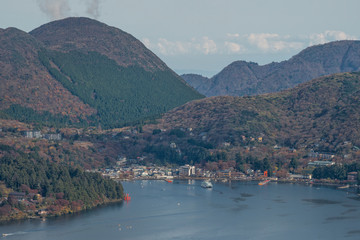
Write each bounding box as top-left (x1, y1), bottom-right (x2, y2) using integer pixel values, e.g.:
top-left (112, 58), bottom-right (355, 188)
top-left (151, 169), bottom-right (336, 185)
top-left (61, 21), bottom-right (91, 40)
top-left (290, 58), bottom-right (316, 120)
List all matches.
top-left (23, 130), bottom-right (62, 141)
top-left (1, 191), bottom-right (48, 216)
top-left (308, 150), bottom-right (335, 160)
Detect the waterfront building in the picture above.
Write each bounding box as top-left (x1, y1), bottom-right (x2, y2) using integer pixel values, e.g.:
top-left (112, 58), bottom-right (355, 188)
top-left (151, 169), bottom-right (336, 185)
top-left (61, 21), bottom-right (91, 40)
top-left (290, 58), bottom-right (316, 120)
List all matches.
top-left (179, 164), bottom-right (196, 176)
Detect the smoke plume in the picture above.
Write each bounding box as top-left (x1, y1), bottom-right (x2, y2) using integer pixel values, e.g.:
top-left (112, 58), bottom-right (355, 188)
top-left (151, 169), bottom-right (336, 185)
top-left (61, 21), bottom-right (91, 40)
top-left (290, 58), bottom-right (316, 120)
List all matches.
top-left (37, 0), bottom-right (71, 20)
top-left (37, 0), bottom-right (102, 20)
top-left (85, 0), bottom-right (101, 19)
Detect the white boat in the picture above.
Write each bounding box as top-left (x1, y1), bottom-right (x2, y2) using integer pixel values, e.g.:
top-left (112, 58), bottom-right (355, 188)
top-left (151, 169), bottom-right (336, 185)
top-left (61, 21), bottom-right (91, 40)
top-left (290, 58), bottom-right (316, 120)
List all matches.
top-left (201, 180), bottom-right (213, 188)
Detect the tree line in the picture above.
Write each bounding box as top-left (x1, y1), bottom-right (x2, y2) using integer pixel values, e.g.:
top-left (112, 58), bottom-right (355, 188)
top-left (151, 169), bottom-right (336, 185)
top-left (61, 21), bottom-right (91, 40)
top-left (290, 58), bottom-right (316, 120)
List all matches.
top-left (0, 144), bottom-right (124, 208)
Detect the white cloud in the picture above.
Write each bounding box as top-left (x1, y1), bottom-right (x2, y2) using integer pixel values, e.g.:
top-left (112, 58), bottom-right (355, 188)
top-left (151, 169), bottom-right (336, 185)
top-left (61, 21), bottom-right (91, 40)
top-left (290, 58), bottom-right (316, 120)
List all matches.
top-left (143, 37), bottom-right (217, 56)
top-left (247, 33), bottom-right (279, 51)
top-left (309, 30), bottom-right (357, 45)
top-left (227, 33), bottom-right (240, 38)
top-left (272, 41), bottom-right (303, 51)
top-left (37, 0), bottom-right (103, 20)
top-left (142, 38), bottom-right (151, 49)
top-left (247, 33), bottom-right (303, 52)
top-left (224, 41), bottom-right (243, 53)
top-left (142, 30), bottom-right (356, 58)
top-left (198, 37), bottom-right (217, 55)
top-left (156, 38), bottom-right (191, 55)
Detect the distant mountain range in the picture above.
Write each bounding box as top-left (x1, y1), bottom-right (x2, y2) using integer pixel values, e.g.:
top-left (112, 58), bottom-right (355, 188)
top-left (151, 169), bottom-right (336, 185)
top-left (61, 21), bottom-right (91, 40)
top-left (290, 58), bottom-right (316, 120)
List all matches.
top-left (182, 40), bottom-right (360, 97)
top-left (0, 17), bottom-right (203, 128)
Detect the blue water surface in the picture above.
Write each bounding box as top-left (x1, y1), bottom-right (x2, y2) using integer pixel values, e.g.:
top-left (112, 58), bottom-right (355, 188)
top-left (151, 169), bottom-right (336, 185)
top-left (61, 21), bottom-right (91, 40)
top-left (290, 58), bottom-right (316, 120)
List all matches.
top-left (1, 180), bottom-right (360, 240)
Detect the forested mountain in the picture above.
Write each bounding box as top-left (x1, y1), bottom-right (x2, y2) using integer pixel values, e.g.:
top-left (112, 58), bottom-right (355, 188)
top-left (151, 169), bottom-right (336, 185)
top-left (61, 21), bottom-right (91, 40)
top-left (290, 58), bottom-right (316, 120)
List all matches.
top-left (0, 17), bottom-right (203, 129)
top-left (0, 27), bottom-right (95, 120)
top-left (143, 72), bottom-right (360, 166)
top-left (182, 40), bottom-right (360, 97)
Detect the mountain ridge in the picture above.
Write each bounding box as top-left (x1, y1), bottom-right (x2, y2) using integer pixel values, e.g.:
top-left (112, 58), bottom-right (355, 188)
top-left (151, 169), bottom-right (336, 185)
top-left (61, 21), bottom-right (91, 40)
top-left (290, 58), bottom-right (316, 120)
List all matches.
top-left (182, 40), bottom-right (360, 97)
top-left (29, 17), bottom-right (168, 72)
top-left (147, 71), bottom-right (360, 162)
top-left (0, 26), bottom-right (96, 118)
top-left (0, 17), bottom-right (203, 128)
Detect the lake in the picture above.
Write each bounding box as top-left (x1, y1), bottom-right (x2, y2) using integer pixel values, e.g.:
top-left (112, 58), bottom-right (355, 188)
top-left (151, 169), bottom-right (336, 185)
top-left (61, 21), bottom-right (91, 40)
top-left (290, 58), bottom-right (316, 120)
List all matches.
top-left (1, 180), bottom-right (360, 240)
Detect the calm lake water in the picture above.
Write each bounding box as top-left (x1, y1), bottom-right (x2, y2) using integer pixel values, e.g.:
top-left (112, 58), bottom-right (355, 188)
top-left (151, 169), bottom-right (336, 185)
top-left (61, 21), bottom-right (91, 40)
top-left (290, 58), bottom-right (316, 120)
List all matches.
top-left (1, 180), bottom-right (360, 240)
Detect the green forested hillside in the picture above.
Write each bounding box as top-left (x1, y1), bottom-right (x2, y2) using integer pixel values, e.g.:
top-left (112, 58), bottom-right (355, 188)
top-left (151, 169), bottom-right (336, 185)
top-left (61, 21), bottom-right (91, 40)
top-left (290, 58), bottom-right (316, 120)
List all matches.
top-left (143, 72), bottom-right (360, 168)
top-left (0, 18), bottom-right (203, 129)
top-left (0, 144), bottom-right (124, 221)
top-left (37, 50), bottom-right (202, 128)
top-left (0, 104), bottom-right (79, 128)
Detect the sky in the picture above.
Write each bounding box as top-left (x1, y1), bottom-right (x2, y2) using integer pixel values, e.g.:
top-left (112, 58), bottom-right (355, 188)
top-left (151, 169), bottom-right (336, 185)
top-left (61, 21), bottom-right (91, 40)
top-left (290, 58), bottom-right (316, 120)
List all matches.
top-left (1, 0), bottom-right (359, 77)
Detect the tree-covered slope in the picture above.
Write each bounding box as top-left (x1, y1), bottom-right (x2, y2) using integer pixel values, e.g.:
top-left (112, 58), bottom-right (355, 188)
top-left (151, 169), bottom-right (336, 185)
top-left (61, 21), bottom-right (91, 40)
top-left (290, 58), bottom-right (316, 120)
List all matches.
top-left (148, 72), bottom-right (360, 162)
top-left (0, 18), bottom-right (203, 128)
top-left (0, 27), bottom-right (95, 120)
top-left (0, 144), bottom-right (124, 221)
top-left (38, 49), bottom-right (203, 128)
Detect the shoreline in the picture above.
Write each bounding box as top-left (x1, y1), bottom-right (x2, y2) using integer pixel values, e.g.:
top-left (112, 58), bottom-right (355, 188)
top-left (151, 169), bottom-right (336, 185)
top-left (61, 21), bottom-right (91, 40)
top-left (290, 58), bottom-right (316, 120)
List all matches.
top-left (1, 178), bottom-right (358, 225)
top-left (0, 198), bottom-right (124, 225)
top-left (118, 176), bottom-right (360, 193)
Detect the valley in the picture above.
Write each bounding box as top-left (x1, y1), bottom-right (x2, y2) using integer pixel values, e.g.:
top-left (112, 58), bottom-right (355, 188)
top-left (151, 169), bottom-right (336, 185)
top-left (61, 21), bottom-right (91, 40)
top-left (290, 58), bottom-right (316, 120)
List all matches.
top-left (1, 17), bottom-right (360, 223)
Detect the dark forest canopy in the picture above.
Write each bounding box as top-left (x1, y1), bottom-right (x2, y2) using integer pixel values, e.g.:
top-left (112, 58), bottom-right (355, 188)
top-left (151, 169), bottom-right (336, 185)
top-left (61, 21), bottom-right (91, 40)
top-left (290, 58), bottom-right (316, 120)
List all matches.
top-left (0, 144), bottom-right (124, 217)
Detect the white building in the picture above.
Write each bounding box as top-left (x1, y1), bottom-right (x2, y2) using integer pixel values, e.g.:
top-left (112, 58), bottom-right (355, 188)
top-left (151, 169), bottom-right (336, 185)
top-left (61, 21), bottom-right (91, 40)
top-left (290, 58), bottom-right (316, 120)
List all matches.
top-left (24, 130), bottom-right (42, 139)
top-left (179, 164), bottom-right (196, 176)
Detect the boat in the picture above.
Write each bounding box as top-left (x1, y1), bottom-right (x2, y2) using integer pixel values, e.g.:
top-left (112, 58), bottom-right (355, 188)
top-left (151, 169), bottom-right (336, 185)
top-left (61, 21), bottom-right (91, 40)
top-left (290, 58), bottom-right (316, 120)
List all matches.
top-left (164, 179), bottom-right (173, 183)
top-left (258, 179), bottom-right (270, 186)
top-left (337, 184), bottom-right (350, 189)
top-left (201, 180), bottom-right (213, 188)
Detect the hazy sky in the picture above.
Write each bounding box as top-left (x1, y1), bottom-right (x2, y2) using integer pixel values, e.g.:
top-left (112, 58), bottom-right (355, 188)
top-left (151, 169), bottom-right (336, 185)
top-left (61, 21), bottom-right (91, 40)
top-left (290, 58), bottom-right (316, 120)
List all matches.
top-left (1, 0), bottom-right (359, 76)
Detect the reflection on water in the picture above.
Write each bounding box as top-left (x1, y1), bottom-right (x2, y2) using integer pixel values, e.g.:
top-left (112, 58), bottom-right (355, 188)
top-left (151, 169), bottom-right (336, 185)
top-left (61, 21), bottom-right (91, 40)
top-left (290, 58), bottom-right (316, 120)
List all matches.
top-left (231, 197), bottom-right (246, 202)
top-left (326, 216), bottom-right (357, 221)
top-left (302, 199), bottom-right (341, 205)
top-left (347, 230), bottom-right (360, 237)
top-left (240, 193), bottom-right (253, 198)
top-left (348, 196), bottom-right (360, 201)
top-left (273, 198), bottom-right (286, 203)
top-left (1, 181), bottom-right (360, 240)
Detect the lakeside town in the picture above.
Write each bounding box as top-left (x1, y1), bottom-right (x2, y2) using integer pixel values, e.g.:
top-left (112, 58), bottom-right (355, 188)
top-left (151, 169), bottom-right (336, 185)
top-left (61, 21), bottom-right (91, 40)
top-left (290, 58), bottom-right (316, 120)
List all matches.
top-left (1, 122), bottom-right (360, 222)
top-left (97, 157), bottom-right (360, 189)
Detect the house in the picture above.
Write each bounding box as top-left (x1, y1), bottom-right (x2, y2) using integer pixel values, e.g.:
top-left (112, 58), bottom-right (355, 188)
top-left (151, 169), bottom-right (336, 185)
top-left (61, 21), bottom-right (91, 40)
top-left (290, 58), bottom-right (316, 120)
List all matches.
top-left (216, 169), bottom-right (232, 178)
top-left (179, 164), bottom-right (196, 176)
top-left (116, 157), bottom-right (127, 166)
top-left (43, 133), bottom-right (62, 141)
top-left (38, 209), bottom-right (48, 216)
top-left (308, 161), bottom-right (335, 167)
top-left (24, 130), bottom-right (42, 139)
top-left (8, 192), bottom-right (26, 201)
top-left (347, 172), bottom-right (358, 183)
top-left (289, 174), bottom-right (312, 180)
top-left (308, 150), bottom-right (335, 159)
top-left (223, 142), bottom-right (231, 147)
